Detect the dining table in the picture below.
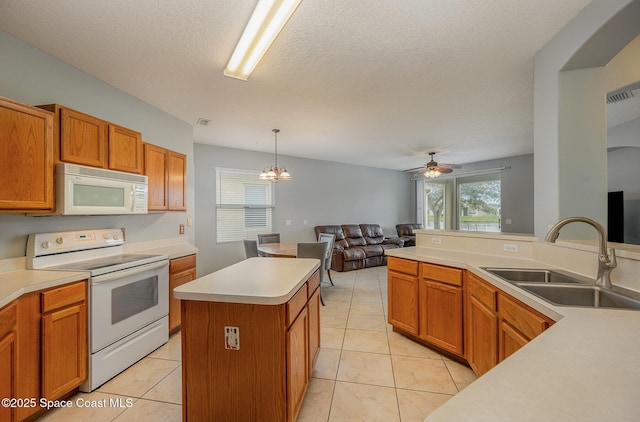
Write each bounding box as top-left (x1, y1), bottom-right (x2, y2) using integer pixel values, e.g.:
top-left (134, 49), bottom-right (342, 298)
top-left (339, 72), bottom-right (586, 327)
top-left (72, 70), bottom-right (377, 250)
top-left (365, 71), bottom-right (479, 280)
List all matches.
top-left (257, 242), bottom-right (298, 258)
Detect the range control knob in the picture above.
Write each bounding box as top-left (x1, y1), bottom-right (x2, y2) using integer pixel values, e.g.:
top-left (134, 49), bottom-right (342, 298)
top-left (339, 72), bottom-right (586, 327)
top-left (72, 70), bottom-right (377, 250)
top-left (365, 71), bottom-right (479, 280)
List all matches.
top-left (113, 234), bottom-right (119, 240)
top-left (56, 237), bottom-right (64, 245)
top-left (103, 233), bottom-right (110, 240)
top-left (41, 241), bottom-right (50, 249)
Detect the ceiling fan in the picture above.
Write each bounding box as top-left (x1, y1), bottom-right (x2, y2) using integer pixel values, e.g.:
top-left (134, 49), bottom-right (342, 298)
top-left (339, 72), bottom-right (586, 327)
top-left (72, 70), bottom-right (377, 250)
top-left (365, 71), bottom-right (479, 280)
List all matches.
top-left (411, 152), bottom-right (462, 178)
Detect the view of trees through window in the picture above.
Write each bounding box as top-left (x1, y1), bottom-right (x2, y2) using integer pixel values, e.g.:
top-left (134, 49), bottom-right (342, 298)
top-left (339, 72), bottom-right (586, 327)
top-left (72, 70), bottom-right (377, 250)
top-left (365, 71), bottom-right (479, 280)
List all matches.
top-left (424, 173), bottom-right (501, 232)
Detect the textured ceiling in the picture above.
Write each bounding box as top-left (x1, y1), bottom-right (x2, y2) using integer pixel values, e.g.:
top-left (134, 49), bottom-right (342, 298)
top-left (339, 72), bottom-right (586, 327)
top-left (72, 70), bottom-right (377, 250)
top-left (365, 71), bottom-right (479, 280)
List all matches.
top-left (0, 0), bottom-right (593, 170)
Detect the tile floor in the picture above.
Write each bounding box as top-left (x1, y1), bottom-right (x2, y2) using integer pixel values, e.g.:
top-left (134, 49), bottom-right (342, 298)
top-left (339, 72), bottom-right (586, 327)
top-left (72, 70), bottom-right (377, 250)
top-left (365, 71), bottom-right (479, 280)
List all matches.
top-left (39, 266), bottom-right (476, 421)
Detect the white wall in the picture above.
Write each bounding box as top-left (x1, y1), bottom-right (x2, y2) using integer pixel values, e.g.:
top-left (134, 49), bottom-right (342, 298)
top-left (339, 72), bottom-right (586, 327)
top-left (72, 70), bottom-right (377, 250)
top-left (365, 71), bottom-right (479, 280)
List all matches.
top-left (0, 31), bottom-right (195, 259)
top-left (533, 0), bottom-right (640, 239)
top-left (194, 144), bottom-right (413, 276)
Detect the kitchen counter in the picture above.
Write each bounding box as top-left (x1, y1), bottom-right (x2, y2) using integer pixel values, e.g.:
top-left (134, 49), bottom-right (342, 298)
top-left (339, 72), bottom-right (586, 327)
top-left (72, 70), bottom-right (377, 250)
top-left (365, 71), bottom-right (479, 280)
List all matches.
top-left (174, 257), bottom-right (320, 304)
top-left (0, 267), bottom-right (88, 309)
top-left (386, 247), bottom-right (640, 421)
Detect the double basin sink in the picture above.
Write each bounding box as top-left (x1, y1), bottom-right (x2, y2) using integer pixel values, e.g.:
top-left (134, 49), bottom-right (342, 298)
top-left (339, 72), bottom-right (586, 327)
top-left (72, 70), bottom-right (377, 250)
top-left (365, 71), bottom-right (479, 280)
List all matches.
top-left (483, 268), bottom-right (640, 311)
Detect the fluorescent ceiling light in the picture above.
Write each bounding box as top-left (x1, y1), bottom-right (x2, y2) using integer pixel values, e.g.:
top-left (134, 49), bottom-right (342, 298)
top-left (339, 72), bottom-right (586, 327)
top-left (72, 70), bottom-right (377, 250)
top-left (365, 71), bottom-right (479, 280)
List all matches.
top-left (224, 0), bottom-right (303, 81)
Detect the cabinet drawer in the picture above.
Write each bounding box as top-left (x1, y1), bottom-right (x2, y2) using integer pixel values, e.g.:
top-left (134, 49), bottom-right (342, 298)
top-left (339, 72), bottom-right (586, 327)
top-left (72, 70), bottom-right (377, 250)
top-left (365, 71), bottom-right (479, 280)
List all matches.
top-left (468, 273), bottom-right (497, 311)
top-left (286, 283), bottom-right (308, 327)
top-left (388, 257), bottom-right (419, 276)
top-left (307, 270), bottom-right (320, 298)
top-left (41, 281), bottom-right (86, 313)
top-left (170, 254), bottom-right (196, 274)
top-left (422, 263), bottom-right (463, 286)
top-left (0, 301), bottom-right (17, 339)
top-left (498, 294), bottom-right (548, 340)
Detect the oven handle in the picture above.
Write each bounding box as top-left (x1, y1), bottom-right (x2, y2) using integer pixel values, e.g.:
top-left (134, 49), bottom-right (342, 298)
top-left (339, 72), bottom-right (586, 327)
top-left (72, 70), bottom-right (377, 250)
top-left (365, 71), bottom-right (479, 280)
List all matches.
top-left (91, 260), bottom-right (169, 284)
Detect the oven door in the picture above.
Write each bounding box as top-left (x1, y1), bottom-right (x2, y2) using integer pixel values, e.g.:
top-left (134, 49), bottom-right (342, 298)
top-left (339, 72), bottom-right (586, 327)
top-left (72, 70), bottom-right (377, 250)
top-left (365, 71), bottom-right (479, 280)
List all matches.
top-left (90, 260), bottom-right (169, 352)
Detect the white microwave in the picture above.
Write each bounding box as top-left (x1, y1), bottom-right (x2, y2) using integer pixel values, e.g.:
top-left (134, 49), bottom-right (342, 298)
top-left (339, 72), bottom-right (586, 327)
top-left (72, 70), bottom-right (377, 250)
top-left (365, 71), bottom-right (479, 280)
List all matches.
top-left (54, 163), bottom-right (148, 215)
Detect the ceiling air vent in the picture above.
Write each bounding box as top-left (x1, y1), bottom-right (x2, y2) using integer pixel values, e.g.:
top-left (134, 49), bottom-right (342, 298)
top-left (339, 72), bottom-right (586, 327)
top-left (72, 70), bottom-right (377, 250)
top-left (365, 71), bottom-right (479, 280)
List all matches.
top-left (606, 91), bottom-right (634, 104)
top-left (196, 118), bottom-right (211, 126)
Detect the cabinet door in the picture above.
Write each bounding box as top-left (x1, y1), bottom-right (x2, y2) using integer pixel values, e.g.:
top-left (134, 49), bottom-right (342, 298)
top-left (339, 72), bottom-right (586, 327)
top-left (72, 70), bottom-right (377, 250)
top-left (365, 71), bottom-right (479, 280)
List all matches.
top-left (307, 287), bottom-right (320, 376)
top-left (499, 320), bottom-right (528, 361)
top-left (41, 303), bottom-right (87, 400)
top-left (0, 99), bottom-right (54, 211)
top-left (287, 307), bottom-right (308, 422)
top-left (169, 269), bottom-right (196, 333)
top-left (108, 124), bottom-right (143, 173)
top-left (420, 280), bottom-right (464, 355)
top-left (388, 271), bottom-right (419, 335)
top-left (167, 151), bottom-right (186, 211)
top-left (0, 331), bottom-right (17, 422)
top-left (468, 296), bottom-right (498, 376)
top-left (144, 143), bottom-right (168, 211)
top-left (60, 107), bottom-right (107, 167)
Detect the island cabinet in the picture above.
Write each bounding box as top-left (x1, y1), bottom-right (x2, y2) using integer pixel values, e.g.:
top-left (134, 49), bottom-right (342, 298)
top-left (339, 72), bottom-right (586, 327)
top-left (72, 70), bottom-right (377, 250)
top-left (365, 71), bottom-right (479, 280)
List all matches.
top-left (0, 97), bottom-right (54, 212)
top-left (177, 260), bottom-right (320, 422)
top-left (143, 143), bottom-right (187, 211)
top-left (37, 104), bottom-right (143, 173)
top-left (419, 263), bottom-right (464, 356)
top-left (466, 272), bottom-right (499, 375)
top-left (388, 257), bottom-right (419, 335)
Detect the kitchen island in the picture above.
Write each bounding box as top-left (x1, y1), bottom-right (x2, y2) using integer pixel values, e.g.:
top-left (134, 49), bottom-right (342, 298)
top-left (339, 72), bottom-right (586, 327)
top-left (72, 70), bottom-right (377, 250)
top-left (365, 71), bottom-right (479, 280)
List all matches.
top-left (385, 230), bottom-right (640, 422)
top-left (174, 257), bottom-right (321, 422)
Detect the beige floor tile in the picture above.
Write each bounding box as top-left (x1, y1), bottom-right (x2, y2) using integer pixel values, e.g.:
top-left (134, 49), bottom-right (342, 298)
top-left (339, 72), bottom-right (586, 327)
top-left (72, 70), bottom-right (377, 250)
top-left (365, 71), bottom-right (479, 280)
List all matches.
top-left (297, 378), bottom-right (336, 421)
top-left (392, 356), bottom-right (458, 394)
top-left (98, 357), bottom-right (180, 397)
top-left (353, 283), bottom-right (381, 294)
top-left (321, 311), bottom-right (349, 329)
top-left (342, 329), bottom-right (390, 354)
top-left (148, 332), bottom-right (181, 361)
top-left (349, 301), bottom-right (385, 315)
top-left (313, 348), bottom-right (341, 380)
top-left (112, 398), bottom-right (181, 421)
top-left (324, 287), bottom-right (354, 302)
top-left (37, 392), bottom-right (132, 422)
top-left (388, 330), bottom-right (443, 360)
top-left (455, 381), bottom-right (473, 391)
top-left (142, 365), bottom-right (182, 404)
top-left (321, 327), bottom-right (346, 349)
top-left (347, 313), bottom-right (387, 331)
top-left (351, 291), bottom-right (383, 304)
top-left (444, 359), bottom-right (477, 385)
top-left (396, 389), bottom-right (453, 421)
top-left (337, 350), bottom-right (394, 387)
top-left (328, 381), bottom-right (400, 422)
top-left (322, 299), bottom-right (351, 314)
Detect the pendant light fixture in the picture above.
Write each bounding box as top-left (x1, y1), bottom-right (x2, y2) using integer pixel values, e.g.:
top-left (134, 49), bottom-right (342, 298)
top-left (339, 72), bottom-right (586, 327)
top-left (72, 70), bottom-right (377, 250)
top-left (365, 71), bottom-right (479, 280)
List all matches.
top-left (260, 129), bottom-right (291, 182)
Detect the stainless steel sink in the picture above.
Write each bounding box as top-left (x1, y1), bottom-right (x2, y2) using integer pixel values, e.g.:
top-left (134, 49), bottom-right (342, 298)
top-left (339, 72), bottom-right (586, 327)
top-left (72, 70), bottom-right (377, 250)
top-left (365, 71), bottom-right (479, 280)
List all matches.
top-left (482, 268), bottom-right (587, 284)
top-left (517, 284), bottom-right (640, 310)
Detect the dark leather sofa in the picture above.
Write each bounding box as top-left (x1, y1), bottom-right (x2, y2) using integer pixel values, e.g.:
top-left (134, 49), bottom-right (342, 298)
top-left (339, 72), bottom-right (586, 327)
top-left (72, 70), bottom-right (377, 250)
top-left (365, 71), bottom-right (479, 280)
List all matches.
top-left (395, 223), bottom-right (423, 247)
top-left (314, 224), bottom-right (404, 272)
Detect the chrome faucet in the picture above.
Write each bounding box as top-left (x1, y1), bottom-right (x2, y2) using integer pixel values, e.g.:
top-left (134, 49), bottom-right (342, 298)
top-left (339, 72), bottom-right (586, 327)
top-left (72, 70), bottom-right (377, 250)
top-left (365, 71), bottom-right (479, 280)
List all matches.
top-left (544, 217), bottom-right (617, 288)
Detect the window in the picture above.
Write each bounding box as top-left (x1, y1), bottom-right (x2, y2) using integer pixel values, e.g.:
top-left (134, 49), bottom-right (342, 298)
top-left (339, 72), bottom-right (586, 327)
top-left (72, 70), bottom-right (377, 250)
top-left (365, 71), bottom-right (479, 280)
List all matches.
top-left (417, 172), bottom-right (501, 232)
top-left (216, 168), bottom-right (273, 242)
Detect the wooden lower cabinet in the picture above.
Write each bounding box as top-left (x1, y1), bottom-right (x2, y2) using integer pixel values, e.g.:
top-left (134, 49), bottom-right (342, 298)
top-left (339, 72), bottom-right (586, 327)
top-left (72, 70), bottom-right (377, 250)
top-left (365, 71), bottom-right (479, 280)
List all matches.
top-left (181, 270), bottom-right (320, 421)
top-left (419, 264), bottom-right (464, 356)
top-left (0, 302), bottom-right (17, 422)
top-left (468, 295), bottom-right (498, 375)
top-left (169, 254), bottom-right (197, 333)
top-left (388, 257), bottom-right (419, 335)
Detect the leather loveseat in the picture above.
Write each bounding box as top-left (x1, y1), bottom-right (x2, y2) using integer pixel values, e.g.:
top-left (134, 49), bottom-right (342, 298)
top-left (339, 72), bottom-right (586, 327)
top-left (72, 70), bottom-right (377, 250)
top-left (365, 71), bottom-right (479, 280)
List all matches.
top-left (395, 223), bottom-right (423, 247)
top-left (314, 224), bottom-right (404, 272)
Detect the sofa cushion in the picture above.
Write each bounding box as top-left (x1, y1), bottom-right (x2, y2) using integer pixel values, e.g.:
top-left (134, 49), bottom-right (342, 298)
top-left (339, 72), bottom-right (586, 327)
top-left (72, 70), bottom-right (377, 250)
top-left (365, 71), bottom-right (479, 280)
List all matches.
top-left (341, 225), bottom-right (367, 247)
top-left (361, 245), bottom-right (384, 257)
top-left (360, 224), bottom-right (385, 245)
top-left (315, 225), bottom-right (348, 249)
top-left (342, 247), bottom-right (366, 261)
top-left (396, 223), bottom-right (423, 237)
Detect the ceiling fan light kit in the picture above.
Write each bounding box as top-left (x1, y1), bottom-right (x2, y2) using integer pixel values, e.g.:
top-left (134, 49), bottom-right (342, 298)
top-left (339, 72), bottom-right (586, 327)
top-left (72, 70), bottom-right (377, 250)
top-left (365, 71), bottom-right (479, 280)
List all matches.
top-left (414, 152), bottom-right (459, 178)
top-left (224, 0), bottom-right (304, 81)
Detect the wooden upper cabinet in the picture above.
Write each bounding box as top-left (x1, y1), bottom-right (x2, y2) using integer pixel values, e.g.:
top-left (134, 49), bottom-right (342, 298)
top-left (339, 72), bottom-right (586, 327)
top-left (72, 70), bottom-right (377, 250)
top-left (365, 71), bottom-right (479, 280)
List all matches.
top-left (167, 150), bottom-right (186, 210)
top-left (108, 124), bottom-right (143, 173)
top-left (144, 142), bottom-right (187, 211)
top-left (0, 97), bottom-right (54, 212)
top-left (60, 107), bottom-right (107, 167)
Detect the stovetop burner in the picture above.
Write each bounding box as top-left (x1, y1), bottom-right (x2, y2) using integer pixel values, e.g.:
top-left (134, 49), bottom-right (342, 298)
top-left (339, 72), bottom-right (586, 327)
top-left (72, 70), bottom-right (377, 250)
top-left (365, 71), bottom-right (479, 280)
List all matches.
top-left (48, 254), bottom-right (165, 272)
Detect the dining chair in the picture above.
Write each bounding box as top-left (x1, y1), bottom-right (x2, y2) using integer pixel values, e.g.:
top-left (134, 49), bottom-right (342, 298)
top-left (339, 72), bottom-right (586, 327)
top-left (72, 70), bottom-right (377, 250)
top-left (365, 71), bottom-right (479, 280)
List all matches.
top-left (243, 239), bottom-right (259, 258)
top-left (317, 233), bottom-right (335, 286)
top-left (297, 242), bottom-right (328, 306)
top-left (257, 233), bottom-right (280, 244)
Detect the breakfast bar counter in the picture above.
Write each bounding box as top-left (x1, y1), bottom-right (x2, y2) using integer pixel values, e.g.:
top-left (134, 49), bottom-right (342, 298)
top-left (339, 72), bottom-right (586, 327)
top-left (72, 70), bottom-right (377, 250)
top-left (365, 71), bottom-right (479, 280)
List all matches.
top-left (174, 257), bottom-right (321, 422)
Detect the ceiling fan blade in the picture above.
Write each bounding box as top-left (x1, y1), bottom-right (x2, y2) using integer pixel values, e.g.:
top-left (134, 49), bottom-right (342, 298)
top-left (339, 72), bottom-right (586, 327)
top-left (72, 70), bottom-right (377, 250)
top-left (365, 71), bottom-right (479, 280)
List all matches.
top-left (440, 163), bottom-right (463, 169)
top-left (438, 167), bottom-right (454, 174)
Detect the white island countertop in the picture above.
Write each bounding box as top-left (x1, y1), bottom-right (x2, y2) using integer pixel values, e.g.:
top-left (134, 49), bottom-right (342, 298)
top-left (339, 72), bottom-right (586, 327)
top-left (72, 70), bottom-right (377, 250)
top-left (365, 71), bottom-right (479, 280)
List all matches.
top-left (174, 257), bottom-right (320, 305)
top-left (385, 247), bottom-right (640, 422)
